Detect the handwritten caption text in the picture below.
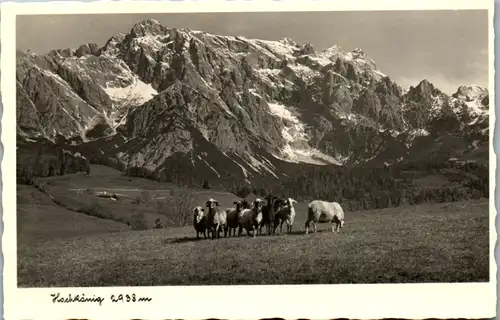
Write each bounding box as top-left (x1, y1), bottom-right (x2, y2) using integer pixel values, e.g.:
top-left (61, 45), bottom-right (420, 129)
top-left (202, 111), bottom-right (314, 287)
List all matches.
top-left (50, 293), bottom-right (152, 306)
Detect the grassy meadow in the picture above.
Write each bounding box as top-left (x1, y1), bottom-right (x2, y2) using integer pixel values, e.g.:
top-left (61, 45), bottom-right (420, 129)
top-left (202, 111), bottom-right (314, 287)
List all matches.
top-left (17, 165), bottom-right (490, 287)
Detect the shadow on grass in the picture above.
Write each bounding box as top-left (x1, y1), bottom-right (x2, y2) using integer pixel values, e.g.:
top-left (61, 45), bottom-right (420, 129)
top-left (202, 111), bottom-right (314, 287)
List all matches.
top-left (164, 228), bottom-right (338, 244)
top-left (275, 228), bottom-right (338, 236)
top-left (164, 236), bottom-right (209, 244)
top-left (163, 235), bottom-right (246, 243)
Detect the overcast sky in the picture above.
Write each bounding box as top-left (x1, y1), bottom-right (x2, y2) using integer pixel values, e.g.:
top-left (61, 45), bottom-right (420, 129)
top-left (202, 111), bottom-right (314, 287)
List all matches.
top-left (17, 10), bottom-right (489, 95)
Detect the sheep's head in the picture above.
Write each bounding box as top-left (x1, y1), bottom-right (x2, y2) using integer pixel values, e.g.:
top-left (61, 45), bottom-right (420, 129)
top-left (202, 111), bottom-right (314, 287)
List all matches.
top-left (253, 198), bottom-right (265, 211)
top-left (274, 198), bottom-right (285, 210)
top-left (286, 198), bottom-right (297, 206)
top-left (264, 194), bottom-right (276, 205)
top-left (233, 200), bottom-right (243, 210)
top-left (242, 199), bottom-right (252, 209)
top-left (205, 198), bottom-right (219, 209)
top-left (340, 220), bottom-right (345, 228)
top-left (193, 206), bottom-right (205, 223)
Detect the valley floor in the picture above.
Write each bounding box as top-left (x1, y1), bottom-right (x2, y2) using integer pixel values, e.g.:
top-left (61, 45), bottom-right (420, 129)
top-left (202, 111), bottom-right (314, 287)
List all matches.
top-left (18, 187), bottom-right (490, 286)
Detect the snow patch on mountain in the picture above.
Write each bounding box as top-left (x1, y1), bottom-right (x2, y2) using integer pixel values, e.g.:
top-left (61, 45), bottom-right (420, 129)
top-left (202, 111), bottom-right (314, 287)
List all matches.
top-left (372, 69), bottom-right (388, 80)
top-left (267, 102), bottom-right (341, 165)
top-left (197, 155), bottom-right (221, 178)
top-left (252, 39), bottom-right (296, 60)
top-left (235, 160), bottom-right (251, 180)
top-left (245, 153), bottom-right (279, 178)
top-left (221, 151), bottom-right (253, 183)
top-left (288, 63), bottom-right (321, 83)
top-left (256, 68), bottom-right (282, 87)
top-left (249, 88), bottom-right (262, 99)
top-left (454, 85), bottom-right (488, 102)
top-left (319, 45), bottom-right (345, 60)
top-left (310, 56), bottom-right (332, 66)
top-left (464, 100), bottom-right (487, 117)
top-left (133, 35), bottom-right (168, 52)
top-left (410, 128), bottom-right (430, 137)
top-left (103, 78), bottom-right (157, 105)
top-left (233, 152), bottom-right (278, 178)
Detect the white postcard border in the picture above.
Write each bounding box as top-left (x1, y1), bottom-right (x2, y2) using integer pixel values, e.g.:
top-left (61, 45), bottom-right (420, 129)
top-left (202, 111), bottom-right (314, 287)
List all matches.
top-left (1, 0), bottom-right (497, 319)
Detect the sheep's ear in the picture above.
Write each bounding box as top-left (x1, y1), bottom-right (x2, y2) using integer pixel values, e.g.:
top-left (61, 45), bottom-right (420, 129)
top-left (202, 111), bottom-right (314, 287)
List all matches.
top-left (205, 201), bottom-right (210, 206)
top-left (201, 208), bottom-right (205, 212)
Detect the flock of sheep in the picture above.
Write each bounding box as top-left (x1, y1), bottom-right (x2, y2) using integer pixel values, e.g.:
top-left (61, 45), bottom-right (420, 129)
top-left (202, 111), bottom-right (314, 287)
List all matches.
top-left (192, 195), bottom-right (345, 239)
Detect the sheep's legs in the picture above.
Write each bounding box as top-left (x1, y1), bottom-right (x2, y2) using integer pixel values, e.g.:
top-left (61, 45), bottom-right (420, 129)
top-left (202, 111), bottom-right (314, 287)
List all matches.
top-left (252, 226), bottom-right (258, 238)
top-left (305, 220), bottom-right (310, 235)
top-left (332, 221), bottom-right (339, 232)
top-left (203, 230), bottom-right (207, 239)
top-left (274, 216), bottom-right (280, 235)
top-left (313, 222), bottom-right (318, 233)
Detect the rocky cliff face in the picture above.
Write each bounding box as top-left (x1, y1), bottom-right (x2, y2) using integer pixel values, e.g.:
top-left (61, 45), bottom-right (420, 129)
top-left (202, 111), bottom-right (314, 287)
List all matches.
top-left (16, 19), bottom-right (489, 183)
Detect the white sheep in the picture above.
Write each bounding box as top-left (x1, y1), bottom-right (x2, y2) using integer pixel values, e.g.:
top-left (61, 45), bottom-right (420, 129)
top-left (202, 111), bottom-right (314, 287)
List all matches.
top-left (206, 198), bottom-right (228, 239)
top-left (274, 198), bottom-right (297, 234)
top-left (305, 200), bottom-right (345, 235)
top-left (192, 206), bottom-right (208, 239)
top-left (237, 198), bottom-right (265, 238)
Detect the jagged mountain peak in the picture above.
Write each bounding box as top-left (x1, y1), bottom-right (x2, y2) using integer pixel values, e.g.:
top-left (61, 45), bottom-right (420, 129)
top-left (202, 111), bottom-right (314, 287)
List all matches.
top-left (136, 18), bottom-right (161, 26)
top-left (408, 79), bottom-right (442, 97)
top-left (129, 18), bottom-right (169, 38)
top-left (453, 84), bottom-right (488, 102)
top-left (351, 47), bottom-right (366, 54)
top-left (279, 37), bottom-right (298, 47)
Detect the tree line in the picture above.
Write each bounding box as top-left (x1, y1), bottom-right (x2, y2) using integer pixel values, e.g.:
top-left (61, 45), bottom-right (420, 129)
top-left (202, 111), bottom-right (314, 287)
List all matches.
top-left (226, 159), bottom-right (489, 211)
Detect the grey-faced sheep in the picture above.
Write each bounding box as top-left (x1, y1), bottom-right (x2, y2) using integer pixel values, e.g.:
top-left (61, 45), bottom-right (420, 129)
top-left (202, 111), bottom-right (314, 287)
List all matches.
top-left (206, 198), bottom-right (228, 239)
top-left (274, 198), bottom-right (297, 234)
top-left (225, 200), bottom-right (244, 237)
top-left (305, 200), bottom-right (345, 235)
top-left (193, 206), bottom-right (208, 239)
top-left (237, 198), bottom-right (265, 238)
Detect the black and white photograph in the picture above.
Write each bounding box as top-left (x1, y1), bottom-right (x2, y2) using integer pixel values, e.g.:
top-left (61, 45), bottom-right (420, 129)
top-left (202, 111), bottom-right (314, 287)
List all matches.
top-left (2, 0), bottom-right (496, 318)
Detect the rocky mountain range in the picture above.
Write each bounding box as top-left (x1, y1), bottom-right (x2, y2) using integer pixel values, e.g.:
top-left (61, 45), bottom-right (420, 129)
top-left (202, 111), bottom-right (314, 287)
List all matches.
top-left (16, 18), bottom-right (489, 185)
